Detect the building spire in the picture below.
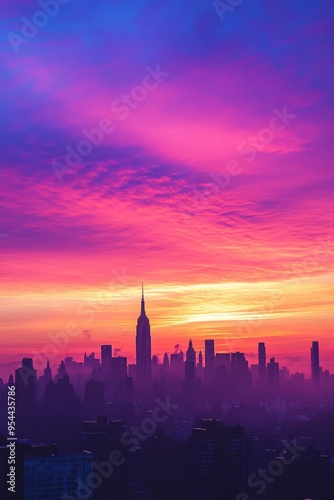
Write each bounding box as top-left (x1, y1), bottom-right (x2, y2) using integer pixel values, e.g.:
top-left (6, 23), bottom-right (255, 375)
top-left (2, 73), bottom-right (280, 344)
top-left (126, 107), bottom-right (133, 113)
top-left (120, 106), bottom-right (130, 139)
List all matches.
top-left (141, 282), bottom-right (146, 315)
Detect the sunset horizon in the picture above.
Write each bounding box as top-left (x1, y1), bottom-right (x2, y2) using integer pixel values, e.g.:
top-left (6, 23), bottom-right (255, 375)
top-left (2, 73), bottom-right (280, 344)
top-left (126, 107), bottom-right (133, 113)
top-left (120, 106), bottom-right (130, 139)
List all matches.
top-left (1, 1), bottom-right (334, 498)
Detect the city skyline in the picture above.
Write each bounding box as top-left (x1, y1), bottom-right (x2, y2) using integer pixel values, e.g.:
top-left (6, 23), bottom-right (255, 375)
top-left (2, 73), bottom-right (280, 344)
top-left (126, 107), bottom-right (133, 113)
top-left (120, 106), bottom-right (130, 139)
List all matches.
top-left (0, 287), bottom-right (329, 382)
top-left (1, 1), bottom-right (333, 382)
top-left (1, 1), bottom-right (333, 498)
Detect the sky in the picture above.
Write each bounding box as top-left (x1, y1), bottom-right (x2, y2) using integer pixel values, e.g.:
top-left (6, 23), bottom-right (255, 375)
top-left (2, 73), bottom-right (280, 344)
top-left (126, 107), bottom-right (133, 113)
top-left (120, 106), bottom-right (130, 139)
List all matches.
top-left (1, 0), bottom-right (333, 379)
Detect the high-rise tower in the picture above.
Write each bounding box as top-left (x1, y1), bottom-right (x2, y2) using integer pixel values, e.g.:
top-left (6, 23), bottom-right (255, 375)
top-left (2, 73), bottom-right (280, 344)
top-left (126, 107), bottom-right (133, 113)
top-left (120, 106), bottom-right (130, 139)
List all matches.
top-left (267, 357), bottom-right (279, 389)
top-left (185, 339), bottom-right (196, 389)
top-left (101, 345), bottom-right (112, 369)
top-left (311, 341), bottom-right (320, 386)
top-left (258, 342), bottom-right (267, 386)
top-left (205, 340), bottom-right (215, 372)
top-left (136, 284), bottom-right (152, 389)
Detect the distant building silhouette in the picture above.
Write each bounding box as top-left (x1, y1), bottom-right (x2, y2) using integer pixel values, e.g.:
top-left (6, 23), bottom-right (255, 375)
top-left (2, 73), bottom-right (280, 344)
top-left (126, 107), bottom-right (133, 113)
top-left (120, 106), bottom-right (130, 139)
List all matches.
top-left (163, 353), bottom-right (169, 371)
top-left (38, 360), bottom-right (53, 399)
top-left (101, 344), bottom-right (112, 369)
top-left (267, 357), bottom-right (279, 389)
top-left (43, 374), bottom-right (80, 449)
top-left (215, 353), bottom-right (231, 374)
top-left (110, 356), bottom-right (128, 401)
top-left (136, 284), bottom-right (152, 391)
top-left (258, 342), bottom-right (267, 386)
top-left (204, 339), bottom-right (215, 378)
top-left (77, 416), bottom-right (127, 499)
top-left (231, 352), bottom-right (251, 397)
top-left (311, 340), bottom-right (320, 386)
top-left (170, 352), bottom-right (183, 378)
top-left (56, 360), bottom-right (67, 381)
top-left (198, 350), bottom-right (203, 369)
top-left (15, 358), bottom-right (37, 437)
top-left (84, 352), bottom-right (99, 369)
top-left (84, 379), bottom-right (104, 419)
top-left (185, 339), bottom-right (196, 394)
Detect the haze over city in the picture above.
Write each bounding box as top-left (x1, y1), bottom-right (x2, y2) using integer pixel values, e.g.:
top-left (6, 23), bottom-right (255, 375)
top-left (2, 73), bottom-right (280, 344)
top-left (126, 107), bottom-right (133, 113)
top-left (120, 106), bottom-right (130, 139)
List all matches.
top-left (0, 0), bottom-right (333, 497)
top-left (1, 2), bottom-right (334, 376)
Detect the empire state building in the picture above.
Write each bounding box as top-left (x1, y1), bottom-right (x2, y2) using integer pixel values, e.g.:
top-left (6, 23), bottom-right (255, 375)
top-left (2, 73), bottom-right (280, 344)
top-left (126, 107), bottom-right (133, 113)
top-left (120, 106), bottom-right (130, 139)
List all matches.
top-left (136, 284), bottom-right (152, 388)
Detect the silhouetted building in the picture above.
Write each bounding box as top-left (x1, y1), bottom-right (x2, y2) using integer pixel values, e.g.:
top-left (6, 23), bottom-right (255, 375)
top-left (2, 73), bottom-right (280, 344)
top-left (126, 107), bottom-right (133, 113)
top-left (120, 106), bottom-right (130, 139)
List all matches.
top-left (215, 353), bottom-right (230, 373)
top-left (38, 360), bottom-right (53, 399)
top-left (101, 344), bottom-right (112, 369)
top-left (43, 374), bottom-right (80, 449)
top-left (231, 352), bottom-right (251, 398)
top-left (185, 339), bottom-right (196, 391)
top-left (111, 356), bottom-right (128, 398)
top-left (77, 416), bottom-right (127, 498)
top-left (189, 419), bottom-right (252, 498)
top-left (131, 432), bottom-right (188, 498)
top-left (205, 339), bottom-right (215, 378)
top-left (198, 350), bottom-right (203, 369)
top-left (136, 284), bottom-right (152, 391)
top-left (84, 379), bottom-right (105, 419)
top-left (163, 352), bottom-right (169, 368)
top-left (311, 340), bottom-right (320, 386)
top-left (44, 360), bottom-right (52, 382)
top-left (56, 360), bottom-right (67, 381)
top-left (84, 352), bottom-right (100, 369)
top-left (15, 358), bottom-right (37, 437)
top-left (267, 357), bottom-right (279, 390)
top-left (197, 350), bottom-right (204, 378)
top-left (270, 446), bottom-right (330, 500)
top-left (258, 342), bottom-right (266, 386)
top-left (170, 352), bottom-right (183, 377)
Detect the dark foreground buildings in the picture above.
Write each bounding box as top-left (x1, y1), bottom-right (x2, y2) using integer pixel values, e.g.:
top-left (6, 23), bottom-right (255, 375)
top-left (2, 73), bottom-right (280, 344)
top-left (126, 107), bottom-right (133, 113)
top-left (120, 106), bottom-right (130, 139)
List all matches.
top-left (1, 290), bottom-right (334, 498)
top-left (0, 440), bottom-right (93, 500)
top-left (189, 419), bottom-right (252, 499)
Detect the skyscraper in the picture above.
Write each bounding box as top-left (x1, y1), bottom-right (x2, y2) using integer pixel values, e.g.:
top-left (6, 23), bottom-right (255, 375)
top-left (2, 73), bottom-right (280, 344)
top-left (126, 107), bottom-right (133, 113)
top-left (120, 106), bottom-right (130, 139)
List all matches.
top-left (205, 339), bottom-right (215, 374)
top-left (189, 419), bottom-right (252, 498)
top-left (101, 344), bottom-right (112, 369)
top-left (198, 350), bottom-right (203, 368)
top-left (231, 352), bottom-right (252, 397)
top-left (216, 353), bottom-right (231, 374)
top-left (185, 339), bottom-right (196, 389)
top-left (311, 341), bottom-right (320, 385)
top-left (258, 342), bottom-right (267, 386)
top-left (15, 358), bottom-right (37, 436)
top-left (136, 284), bottom-right (152, 389)
top-left (267, 357), bottom-right (279, 389)
top-left (163, 353), bottom-right (169, 368)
